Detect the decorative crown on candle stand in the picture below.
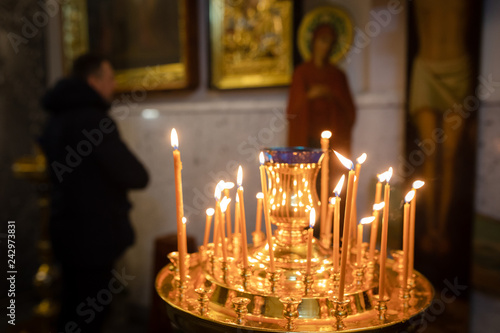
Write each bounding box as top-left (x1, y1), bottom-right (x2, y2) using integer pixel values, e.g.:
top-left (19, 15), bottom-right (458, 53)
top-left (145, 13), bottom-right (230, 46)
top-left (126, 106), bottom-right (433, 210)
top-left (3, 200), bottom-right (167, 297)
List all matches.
top-left (159, 141), bottom-right (434, 332)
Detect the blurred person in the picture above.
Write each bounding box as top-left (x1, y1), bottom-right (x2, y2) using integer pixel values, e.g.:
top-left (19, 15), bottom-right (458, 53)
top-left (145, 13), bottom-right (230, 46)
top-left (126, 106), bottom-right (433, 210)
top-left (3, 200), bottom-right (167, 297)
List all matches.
top-left (39, 53), bottom-right (149, 332)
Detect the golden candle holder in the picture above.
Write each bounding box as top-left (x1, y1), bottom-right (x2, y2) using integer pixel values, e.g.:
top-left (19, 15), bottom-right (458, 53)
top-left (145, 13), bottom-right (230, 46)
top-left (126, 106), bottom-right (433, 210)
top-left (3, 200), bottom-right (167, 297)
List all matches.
top-left (231, 297), bottom-right (251, 325)
top-left (156, 147), bottom-right (434, 332)
top-left (279, 296), bottom-right (302, 331)
top-left (332, 297), bottom-right (351, 330)
top-left (252, 230), bottom-right (265, 247)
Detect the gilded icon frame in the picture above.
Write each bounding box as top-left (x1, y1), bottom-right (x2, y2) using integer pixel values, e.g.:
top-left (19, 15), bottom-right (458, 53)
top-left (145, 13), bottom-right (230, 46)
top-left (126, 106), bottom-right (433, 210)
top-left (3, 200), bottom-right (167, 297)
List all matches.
top-left (209, 0), bottom-right (294, 89)
top-left (60, 0), bottom-right (198, 92)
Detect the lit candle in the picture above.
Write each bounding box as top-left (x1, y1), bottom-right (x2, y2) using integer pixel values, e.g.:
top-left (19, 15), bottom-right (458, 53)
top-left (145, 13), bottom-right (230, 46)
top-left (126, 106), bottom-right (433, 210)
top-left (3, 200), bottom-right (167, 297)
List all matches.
top-left (234, 194), bottom-right (240, 234)
top-left (332, 175), bottom-right (345, 273)
top-left (223, 182), bottom-right (235, 244)
top-left (203, 208), bottom-right (215, 250)
top-left (179, 217), bottom-right (187, 282)
top-left (402, 190), bottom-right (415, 290)
top-left (379, 167), bottom-right (393, 299)
top-left (237, 166), bottom-right (249, 268)
top-left (170, 128), bottom-right (187, 276)
top-left (351, 153), bottom-right (367, 245)
top-left (219, 196), bottom-right (231, 262)
top-left (213, 182), bottom-right (224, 257)
top-left (358, 216), bottom-right (375, 265)
top-left (259, 153), bottom-right (275, 272)
top-left (255, 192), bottom-right (264, 233)
top-left (334, 151), bottom-right (355, 302)
top-left (409, 180), bottom-right (424, 279)
top-left (320, 131), bottom-right (332, 241)
top-left (369, 173), bottom-right (385, 261)
top-left (306, 208), bottom-right (316, 275)
top-left (369, 201), bottom-right (385, 261)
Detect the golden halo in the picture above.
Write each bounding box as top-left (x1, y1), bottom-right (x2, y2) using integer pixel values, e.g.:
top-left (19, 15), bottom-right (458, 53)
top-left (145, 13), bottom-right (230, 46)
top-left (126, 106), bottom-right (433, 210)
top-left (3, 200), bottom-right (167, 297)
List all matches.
top-left (298, 6), bottom-right (354, 64)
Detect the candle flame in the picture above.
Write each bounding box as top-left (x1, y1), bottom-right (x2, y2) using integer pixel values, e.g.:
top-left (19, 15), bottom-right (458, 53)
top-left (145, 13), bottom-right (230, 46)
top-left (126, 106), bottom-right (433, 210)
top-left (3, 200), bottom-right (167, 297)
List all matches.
top-left (237, 165), bottom-right (243, 186)
top-left (412, 180), bottom-right (425, 189)
top-left (259, 152), bottom-right (265, 165)
top-left (220, 197), bottom-right (231, 212)
top-left (214, 180), bottom-right (224, 200)
top-left (330, 197), bottom-right (336, 205)
top-left (206, 208), bottom-right (215, 216)
top-left (377, 173), bottom-right (385, 182)
top-left (334, 151), bottom-right (354, 170)
top-left (333, 174), bottom-right (345, 196)
top-left (182, 217), bottom-right (187, 225)
top-left (256, 192), bottom-right (264, 199)
top-left (309, 208), bottom-right (316, 228)
top-left (321, 130), bottom-right (332, 139)
top-left (223, 181), bottom-right (235, 190)
top-left (385, 167), bottom-right (393, 183)
top-left (373, 202), bottom-right (385, 211)
top-left (356, 153), bottom-right (367, 164)
top-left (405, 189), bottom-right (415, 203)
top-left (170, 128), bottom-right (179, 149)
top-left (360, 216), bottom-right (375, 225)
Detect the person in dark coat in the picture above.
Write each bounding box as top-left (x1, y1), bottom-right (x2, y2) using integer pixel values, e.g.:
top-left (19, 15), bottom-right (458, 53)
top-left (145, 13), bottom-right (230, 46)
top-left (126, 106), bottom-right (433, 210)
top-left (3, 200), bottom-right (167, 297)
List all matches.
top-left (39, 54), bottom-right (149, 333)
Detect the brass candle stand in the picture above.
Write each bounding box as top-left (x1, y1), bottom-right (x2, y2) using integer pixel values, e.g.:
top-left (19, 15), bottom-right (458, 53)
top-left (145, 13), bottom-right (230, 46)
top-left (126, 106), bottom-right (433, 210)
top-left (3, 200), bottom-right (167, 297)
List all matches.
top-left (156, 147), bottom-right (434, 332)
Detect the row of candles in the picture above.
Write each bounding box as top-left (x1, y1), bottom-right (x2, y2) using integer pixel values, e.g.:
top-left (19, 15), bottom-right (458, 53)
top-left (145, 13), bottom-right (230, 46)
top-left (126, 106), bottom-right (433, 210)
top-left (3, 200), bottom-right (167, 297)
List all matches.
top-left (171, 128), bottom-right (424, 301)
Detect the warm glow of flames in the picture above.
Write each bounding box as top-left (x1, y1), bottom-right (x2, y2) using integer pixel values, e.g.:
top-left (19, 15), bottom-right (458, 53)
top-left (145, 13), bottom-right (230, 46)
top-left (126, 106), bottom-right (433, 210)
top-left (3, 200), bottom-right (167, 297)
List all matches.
top-left (223, 182), bottom-right (235, 190)
top-left (333, 174), bottom-right (345, 196)
top-left (220, 197), bottom-right (231, 212)
top-left (385, 167), bottom-right (393, 183)
top-left (214, 180), bottom-right (224, 200)
top-left (206, 208), bottom-right (215, 216)
top-left (334, 151), bottom-right (354, 170)
top-left (330, 197), bottom-right (336, 205)
top-left (256, 192), bottom-right (264, 199)
top-left (309, 208), bottom-right (316, 228)
top-left (373, 202), bottom-right (385, 211)
top-left (321, 130), bottom-right (332, 139)
top-left (360, 216), bottom-right (375, 225)
top-left (405, 190), bottom-right (415, 203)
top-left (237, 165), bottom-right (243, 186)
top-left (413, 180), bottom-right (425, 189)
top-left (259, 152), bottom-right (265, 165)
top-left (182, 217), bottom-right (187, 225)
top-left (377, 173), bottom-right (385, 182)
top-left (170, 128), bottom-right (179, 149)
top-left (356, 153), bottom-right (367, 164)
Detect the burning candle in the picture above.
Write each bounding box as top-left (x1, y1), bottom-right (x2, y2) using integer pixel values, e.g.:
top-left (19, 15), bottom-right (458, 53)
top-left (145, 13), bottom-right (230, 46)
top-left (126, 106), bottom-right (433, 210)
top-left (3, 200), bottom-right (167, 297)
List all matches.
top-left (334, 151), bottom-right (355, 302)
top-left (409, 180), bottom-right (424, 279)
top-left (237, 166), bottom-right (249, 268)
top-left (223, 182), bottom-right (235, 244)
top-left (369, 201), bottom-right (385, 261)
top-left (306, 208), bottom-right (316, 275)
top-left (369, 173), bottom-right (386, 261)
top-left (332, 175), bottom-right (345, 273)
top-left (170, 128), bottom-right (187, 277)
top-left (259, 153), bottom-right (275, 272)
top-left (179, 217), bottom-right (187, 282)
top-left (379, 167), bottom-right (393, 299)
top-left (351, 153), bottom-right (367, 244)
top-left (402, 190), bottom-right (415, 290)
top-left (235, 194), bottom-right (240, 234)
top-left (320, 131), bottom-right (332, 241)
top-left (213, 182), bottom-right (224, 257)
top-left (203, 208), bottom-right (215, 250)
top-left (358, 216), bottom-right (375, 265)
top-left (255, 192), bottom-right (264, 233)
top-left (219, 196), bottom-right (231, 262)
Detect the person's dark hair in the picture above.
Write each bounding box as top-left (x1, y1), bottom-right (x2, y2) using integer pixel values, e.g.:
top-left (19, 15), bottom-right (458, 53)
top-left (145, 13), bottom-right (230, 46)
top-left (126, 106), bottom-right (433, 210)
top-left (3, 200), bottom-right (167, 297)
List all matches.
top-left (71, 53), bottom-right (109, 80)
